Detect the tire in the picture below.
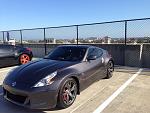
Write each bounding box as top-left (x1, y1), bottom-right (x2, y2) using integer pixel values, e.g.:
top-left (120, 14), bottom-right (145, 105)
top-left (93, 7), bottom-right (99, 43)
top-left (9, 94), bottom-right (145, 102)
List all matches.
top-left (105, 60), bottom-right (114, 79)
top-left (19, 54), bottom-right (31, 65)
top-left (57, 78), bottom-right (77, 109)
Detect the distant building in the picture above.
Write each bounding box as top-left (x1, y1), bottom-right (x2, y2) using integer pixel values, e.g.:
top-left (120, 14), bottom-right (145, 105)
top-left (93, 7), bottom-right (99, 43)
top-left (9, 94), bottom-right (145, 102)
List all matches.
top-left (5, 38), bottom-right (16, 45)
top-left (73, 39), bottom-right (77, 43)
top-left (22, 40), bottom-right (29, 44)
top-left (46, 38), bottom-right (56, 44)
top-left (88, 40), bottom-right (93, 43)
top-left (63, 40), bottom-right (70, 44)
top-left (103, 36), bottom-right (111, 44)
top-left (87, 37), bottom-right (98, 40)
top-left (0, 40), bottom-right (3, 44)
top-left (53, 38), bottom-right (56, 44)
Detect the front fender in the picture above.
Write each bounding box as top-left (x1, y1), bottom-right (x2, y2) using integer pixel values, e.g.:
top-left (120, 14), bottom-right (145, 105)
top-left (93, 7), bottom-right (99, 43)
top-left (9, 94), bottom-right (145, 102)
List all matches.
top-left (49, 68), bottom-right (80, 94)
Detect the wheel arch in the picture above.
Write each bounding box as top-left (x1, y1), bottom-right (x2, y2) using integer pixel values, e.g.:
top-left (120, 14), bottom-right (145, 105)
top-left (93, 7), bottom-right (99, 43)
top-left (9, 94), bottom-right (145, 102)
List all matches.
top-left (58, 74), bottom-right (80, 95)
top-left (70, 76), bottom-right (80, 95)
top-left (109, 58), bottom-right (114, 71)
top-left (57, 75), bottom-right (80, 108)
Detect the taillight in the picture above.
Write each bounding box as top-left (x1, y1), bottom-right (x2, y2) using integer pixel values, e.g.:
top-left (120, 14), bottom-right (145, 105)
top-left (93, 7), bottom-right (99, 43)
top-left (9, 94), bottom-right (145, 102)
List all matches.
top-left (26, 48), bottom-right (32, 51)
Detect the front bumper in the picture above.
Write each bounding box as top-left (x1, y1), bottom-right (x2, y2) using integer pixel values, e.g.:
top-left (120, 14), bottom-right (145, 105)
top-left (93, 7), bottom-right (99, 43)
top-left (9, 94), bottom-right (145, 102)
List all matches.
top-left (3, 84), bottom-right (58, 109)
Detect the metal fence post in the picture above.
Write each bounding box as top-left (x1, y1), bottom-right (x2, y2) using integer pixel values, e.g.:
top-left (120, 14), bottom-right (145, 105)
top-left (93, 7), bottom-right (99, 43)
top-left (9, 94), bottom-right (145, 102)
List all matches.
top-left (2, 31), bottom-right (4, 44)
top-left (124, 21), bottom-right (127, 66)
top-left (20, 30), bottom-right (23, 46)
top-left (125, 21), bottom-right (127, 46)
top-left (76, 25), bottom-right (79, 45)
top-left (44, 28), bottom-right (47, 55)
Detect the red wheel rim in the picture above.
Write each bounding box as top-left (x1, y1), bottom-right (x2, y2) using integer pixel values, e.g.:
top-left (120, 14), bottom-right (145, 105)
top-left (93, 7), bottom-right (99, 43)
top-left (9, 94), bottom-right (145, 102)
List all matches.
top-left (20, 54), bottom-right (30, 64)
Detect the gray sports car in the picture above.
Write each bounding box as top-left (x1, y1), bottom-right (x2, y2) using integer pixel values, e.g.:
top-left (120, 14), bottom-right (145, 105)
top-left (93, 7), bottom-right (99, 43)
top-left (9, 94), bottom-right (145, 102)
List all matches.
top-left (3, 45), bottom-right (114, 109)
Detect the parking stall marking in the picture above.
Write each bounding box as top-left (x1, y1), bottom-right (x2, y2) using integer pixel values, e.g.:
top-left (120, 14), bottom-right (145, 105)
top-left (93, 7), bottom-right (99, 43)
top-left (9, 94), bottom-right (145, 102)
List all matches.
top-left (0, 66), bottom-right (18, 73)
top-left (0, 69), bottom-right (11, 73)
top-left (0, 67), bottom-right (18, 85)
top-left (0, 70), bottom-right (10, 84)
top-left (70, 71), bottom-right (122, 113)
top-left (69, 83), bottom-right (111, 113)
top-left (93, 68), bottom-right (143, 113)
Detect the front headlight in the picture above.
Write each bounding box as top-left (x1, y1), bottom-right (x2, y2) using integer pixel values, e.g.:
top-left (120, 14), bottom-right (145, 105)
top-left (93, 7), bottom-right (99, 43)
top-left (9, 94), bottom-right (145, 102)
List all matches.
top-left (33, 71), bottom-right (57, 87)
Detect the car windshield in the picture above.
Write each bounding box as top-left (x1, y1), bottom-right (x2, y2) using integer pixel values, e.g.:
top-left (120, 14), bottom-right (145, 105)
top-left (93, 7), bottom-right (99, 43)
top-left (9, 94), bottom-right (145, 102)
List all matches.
top-left (45, 46), bottom-right (87, 61)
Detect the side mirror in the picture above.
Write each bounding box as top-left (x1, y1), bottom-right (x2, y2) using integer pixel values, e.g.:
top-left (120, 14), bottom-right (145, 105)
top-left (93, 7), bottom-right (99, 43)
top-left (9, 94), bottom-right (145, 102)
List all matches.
top-left (87, 55), bottom-right (97, 61)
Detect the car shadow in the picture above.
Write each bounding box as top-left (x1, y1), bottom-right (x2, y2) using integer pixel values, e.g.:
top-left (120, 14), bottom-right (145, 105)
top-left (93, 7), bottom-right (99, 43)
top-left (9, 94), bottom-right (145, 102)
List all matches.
top-left (0, 85), bottom-right (61, 113)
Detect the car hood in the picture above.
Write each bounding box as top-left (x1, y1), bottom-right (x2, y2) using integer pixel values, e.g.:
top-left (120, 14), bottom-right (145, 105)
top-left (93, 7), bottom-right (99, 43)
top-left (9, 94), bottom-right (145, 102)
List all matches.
top-left (5, 59), bottom-right (78, 89)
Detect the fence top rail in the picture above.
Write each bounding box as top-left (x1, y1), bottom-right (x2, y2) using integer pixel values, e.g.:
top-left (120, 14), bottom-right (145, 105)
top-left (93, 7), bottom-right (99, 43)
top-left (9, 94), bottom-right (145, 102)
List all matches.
top-left (1, 17), bottom-right (150, 32)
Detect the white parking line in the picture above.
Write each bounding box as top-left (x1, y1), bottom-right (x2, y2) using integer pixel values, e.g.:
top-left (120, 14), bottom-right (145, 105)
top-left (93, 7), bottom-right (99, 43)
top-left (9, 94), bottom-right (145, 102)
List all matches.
top-left (0, 69), bottom-right (11, 73)
top-left (70, 85), bottom-right (109, 113)
top-left (70, 73), bottom-right (122, 113)
top-left (0, 66), bottom-right (18, 73)
top-left (93, 68), bottom-right (143, 113)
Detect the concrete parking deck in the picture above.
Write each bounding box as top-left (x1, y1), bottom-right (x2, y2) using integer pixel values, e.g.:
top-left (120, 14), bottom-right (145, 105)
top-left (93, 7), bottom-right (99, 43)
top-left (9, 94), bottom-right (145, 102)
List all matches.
top-left (0, 66), bottom-right (149, 113)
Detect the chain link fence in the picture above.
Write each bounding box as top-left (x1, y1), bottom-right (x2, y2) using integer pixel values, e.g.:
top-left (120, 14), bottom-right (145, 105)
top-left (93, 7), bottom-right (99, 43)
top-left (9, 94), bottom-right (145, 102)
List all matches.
top-left (0, 18), bottom-right (150, 68)
top-left (45, 26), bottom-right (77, 54)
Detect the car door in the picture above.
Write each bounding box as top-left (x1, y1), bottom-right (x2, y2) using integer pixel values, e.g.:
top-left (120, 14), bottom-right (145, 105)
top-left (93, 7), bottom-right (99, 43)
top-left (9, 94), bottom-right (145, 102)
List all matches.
top-left (0, 45), bottom-right (15, 67)
top-left (93, 48), bottom-right (106, 79)
top-left (79, 47), bottom-right (104, 90)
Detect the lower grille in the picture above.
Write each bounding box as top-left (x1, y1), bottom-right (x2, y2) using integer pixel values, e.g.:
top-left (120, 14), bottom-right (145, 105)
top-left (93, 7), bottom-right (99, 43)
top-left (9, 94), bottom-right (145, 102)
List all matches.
top-left (5, 89), bottom-right (27, 104)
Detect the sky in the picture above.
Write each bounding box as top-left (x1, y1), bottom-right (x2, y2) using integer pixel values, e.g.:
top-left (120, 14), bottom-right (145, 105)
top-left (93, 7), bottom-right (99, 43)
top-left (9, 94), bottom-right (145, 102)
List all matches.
top-left (0, 0), bottom-right (150, 31)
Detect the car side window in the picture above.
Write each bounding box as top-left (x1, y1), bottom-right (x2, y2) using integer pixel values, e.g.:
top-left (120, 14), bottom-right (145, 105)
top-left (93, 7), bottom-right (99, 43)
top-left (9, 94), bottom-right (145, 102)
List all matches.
top-left (87, 48), bottom-right (97, 57)
top-left (87, 48), bottom-right (103, 59)
top-left (96, 48), bottom-right (103, 58)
